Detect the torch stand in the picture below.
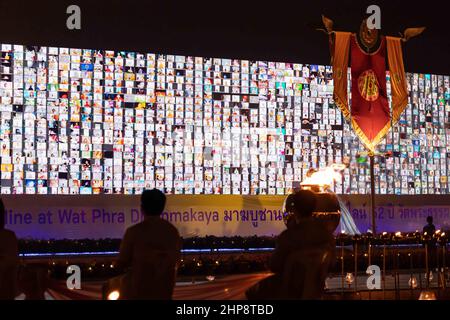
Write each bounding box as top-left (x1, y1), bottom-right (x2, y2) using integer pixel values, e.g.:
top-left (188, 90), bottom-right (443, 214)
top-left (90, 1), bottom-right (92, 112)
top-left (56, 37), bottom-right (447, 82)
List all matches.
top-left (369, 153), bottom-right (376, 235)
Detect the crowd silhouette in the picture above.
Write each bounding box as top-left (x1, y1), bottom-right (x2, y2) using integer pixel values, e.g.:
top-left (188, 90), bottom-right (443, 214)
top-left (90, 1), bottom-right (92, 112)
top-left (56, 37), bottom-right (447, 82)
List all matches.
top-left (1, 189), bottom-right (336, 300)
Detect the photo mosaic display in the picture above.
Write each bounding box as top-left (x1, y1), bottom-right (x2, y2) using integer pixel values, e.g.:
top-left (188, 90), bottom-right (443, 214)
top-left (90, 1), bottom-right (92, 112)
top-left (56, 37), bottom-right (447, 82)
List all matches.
top-left (0, 44), bottom-right (449, 195)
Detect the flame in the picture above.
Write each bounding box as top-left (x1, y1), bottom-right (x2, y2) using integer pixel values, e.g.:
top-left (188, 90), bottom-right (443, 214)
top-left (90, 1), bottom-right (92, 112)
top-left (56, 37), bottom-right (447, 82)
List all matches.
top-left (107, 290), bottom-right (120, 300)
top-left (300, 164), bottom-right (346, 188)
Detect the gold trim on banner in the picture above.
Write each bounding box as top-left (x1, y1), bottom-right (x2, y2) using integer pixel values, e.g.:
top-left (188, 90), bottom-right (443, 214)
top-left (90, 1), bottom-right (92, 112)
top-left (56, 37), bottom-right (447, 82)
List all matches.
top-left (334, 94), bottom-right (351, 121)
top-left (350, 117), bottom-right (391, 154)
top-left (386, 36), bottom-right (409, 127)
top-left (332, 32), bottom-right (352, 120)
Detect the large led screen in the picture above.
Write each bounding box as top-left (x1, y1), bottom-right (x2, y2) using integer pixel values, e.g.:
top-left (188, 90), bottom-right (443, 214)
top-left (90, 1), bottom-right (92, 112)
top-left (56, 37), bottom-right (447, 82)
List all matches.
top-left (0, 44), bottom-right (449, 195)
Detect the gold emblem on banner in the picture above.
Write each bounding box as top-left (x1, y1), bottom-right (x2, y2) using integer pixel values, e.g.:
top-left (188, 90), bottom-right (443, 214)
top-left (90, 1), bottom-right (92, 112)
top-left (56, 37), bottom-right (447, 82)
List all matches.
top-left (358, 69), bottom-right (379, 101)
top-left (336, 67), bottom-right (343, 79)
top-left (393, 73), bottom-right (401, 84)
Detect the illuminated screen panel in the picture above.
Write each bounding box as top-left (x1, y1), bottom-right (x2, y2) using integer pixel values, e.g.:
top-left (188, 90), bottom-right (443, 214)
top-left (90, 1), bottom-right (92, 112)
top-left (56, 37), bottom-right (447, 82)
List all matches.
top-left (0, 44), bottom-right (449, 195)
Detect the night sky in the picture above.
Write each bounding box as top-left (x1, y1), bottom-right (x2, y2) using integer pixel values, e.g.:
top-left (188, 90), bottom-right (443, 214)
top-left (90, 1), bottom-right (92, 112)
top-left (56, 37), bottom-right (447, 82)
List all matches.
top-left (0, 0), bottom-right (449, 75)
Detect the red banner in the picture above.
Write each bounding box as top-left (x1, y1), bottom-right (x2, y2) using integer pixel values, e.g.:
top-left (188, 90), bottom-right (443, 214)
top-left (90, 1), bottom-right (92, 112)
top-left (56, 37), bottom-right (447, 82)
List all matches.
top-left (350, 35), bottom-right (390, 152)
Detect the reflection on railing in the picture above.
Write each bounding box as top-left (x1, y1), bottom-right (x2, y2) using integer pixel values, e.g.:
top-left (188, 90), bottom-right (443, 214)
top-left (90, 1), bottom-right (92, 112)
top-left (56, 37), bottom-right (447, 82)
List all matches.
top-left (330, 231), bottom-right (449, 299)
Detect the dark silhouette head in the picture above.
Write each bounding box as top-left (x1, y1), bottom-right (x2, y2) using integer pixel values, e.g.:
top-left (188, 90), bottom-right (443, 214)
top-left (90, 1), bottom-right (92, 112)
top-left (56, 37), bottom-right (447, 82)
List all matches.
top-left (292, 190), bottom-right (317, 219)
top-left (427, 216), bottom-right (433, 224)
top-left (0, 198), bottom-right (5, 229)
top-left (141, 189), bottom-right (166, 216)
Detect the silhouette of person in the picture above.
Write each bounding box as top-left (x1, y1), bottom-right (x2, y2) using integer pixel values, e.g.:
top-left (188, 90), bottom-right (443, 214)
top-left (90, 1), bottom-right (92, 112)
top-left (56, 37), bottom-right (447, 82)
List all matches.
top-left (423, 216), bottom-right (436, 235)
top-left (0, 198), bottom-right (19, 299)
top-left (270, 190), bottom-right (335, 273)
top-left (246, 190), bottom-right (334, 300)
top-left (116, 189), bottom-right (182, 299)
top-left (423, 216), bottom-right (437, 275)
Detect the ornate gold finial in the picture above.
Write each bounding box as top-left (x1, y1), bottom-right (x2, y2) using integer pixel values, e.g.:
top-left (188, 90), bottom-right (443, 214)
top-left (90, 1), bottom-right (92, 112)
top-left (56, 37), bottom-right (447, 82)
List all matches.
top-left (400, 27), bottom-right (426, 42)
top-left (358, 18), bottom-right (380, 53)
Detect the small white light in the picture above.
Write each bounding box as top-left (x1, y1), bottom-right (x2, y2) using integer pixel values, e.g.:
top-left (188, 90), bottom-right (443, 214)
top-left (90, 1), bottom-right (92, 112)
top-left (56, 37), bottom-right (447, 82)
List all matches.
top-left (408, 276), bottom-right (418, 289)
top-left (345, 273), bottom-right (354, 285)
top-left (107, 290), bottom-right (120, 300)
top-left (425, 271), bottom-right (434, 282)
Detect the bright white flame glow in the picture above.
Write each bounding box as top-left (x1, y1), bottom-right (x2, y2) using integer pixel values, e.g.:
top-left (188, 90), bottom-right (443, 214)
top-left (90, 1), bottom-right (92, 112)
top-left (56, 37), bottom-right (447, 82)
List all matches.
top-left (107, 290), bottom-right (120, 300)
top-left (300, 164), bottom-right (346, 188)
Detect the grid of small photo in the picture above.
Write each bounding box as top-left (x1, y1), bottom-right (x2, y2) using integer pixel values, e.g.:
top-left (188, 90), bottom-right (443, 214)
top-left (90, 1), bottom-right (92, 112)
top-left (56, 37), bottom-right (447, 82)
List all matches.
top-left (0, 44), bottom-right (449, 195)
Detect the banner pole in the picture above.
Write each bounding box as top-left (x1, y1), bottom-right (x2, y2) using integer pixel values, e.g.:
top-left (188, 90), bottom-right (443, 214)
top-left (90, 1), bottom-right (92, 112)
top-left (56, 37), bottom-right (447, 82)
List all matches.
top-left (369, 153), bottom-right (376, 235)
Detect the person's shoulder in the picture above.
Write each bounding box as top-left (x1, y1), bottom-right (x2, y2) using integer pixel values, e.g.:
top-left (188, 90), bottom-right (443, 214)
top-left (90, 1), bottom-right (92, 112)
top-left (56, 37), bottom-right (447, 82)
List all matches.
top-left (124, 221), bottom-right (144, 236)
top-left (276, 228), bottom-right (291, 242)
top-left (126, 221), bottom-right (140, 230)
top-left (0, 228), bottom-right (17, 237)
top-left (158, 218), bottom-right (180, 235)
top-left (135, 217), bottom-right (180, 235)
top-left (0, 228), bottom-right (18, 241)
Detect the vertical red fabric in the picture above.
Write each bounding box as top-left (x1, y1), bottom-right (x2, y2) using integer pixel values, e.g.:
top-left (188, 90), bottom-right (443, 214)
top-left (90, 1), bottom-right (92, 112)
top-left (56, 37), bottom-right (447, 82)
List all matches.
top-left (350, 35), bottom-right (390, 152)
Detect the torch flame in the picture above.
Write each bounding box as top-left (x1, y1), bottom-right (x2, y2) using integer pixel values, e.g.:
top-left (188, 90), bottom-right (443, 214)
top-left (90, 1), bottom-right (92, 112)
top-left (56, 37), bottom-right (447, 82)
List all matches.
top-left (300, 164), bottom-right (346, 188)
